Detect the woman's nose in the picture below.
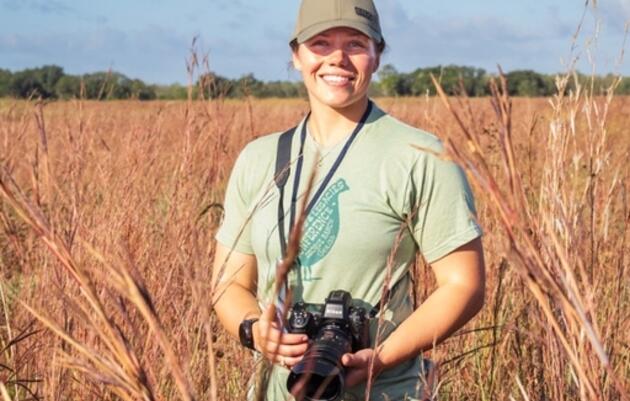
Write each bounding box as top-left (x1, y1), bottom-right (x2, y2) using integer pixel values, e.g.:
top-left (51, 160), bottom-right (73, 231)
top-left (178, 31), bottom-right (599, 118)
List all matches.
top-left (326, 47), bottom-right (348, 66)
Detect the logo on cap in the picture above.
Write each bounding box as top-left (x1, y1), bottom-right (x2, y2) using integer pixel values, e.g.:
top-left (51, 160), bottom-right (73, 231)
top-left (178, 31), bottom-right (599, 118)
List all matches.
top-left (354, 7), bottom-right (374, 22)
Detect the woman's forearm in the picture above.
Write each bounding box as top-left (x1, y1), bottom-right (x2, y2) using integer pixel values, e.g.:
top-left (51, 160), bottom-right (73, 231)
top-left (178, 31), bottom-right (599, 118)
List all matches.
top-left (377, 238), bottom-right (486, 372)
top-left (211, 243), bottom-right (260, 339)
top-left (213, 283), bottom-right (261, 338)
top-left (376, 280), bottom-right (484, 371)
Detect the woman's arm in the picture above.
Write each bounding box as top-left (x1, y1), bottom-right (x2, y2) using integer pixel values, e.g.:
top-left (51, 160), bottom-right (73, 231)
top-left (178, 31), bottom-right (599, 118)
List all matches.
top-left (212, 242), bottom-right (309, 366)
top-left (342, 237), bottom-right (486, 385)
top-left (211, 242), bottom-right (261, 337)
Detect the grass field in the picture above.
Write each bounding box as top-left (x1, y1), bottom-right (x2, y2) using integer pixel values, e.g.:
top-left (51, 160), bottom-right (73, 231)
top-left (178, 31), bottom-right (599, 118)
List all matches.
top-left (0, 85), bottom-right (628, 400)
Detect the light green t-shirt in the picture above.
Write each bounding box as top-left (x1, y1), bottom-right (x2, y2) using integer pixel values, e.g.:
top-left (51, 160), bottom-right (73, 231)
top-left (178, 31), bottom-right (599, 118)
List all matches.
top-left (216, 102), bottom-right (482, 401)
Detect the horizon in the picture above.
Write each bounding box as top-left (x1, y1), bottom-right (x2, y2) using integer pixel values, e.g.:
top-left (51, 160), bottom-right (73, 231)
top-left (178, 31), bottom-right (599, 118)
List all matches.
top-left (1, 0), bottom-right (629, 85)
top-left (2, 63), bottom-right (629, 87)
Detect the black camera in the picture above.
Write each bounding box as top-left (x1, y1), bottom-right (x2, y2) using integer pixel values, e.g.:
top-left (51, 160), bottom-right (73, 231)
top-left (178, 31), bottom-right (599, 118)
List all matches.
top-left (285, 290), bottom-right (370, 401)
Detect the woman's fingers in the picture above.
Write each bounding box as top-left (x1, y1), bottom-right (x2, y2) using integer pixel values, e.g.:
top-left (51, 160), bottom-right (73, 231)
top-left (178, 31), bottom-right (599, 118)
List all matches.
top-left (263, 329), bottom-right (309, 345)
top-left (273, 354), bottom-right (303, 368)
top-left (264, 341), bottom-right (310, 357)
top-left (256, 325), bottom-right (309, 354)
top-left (255, 305), bottom-right (310, 365)
top-left (257, 305), bottom-right (308, 344)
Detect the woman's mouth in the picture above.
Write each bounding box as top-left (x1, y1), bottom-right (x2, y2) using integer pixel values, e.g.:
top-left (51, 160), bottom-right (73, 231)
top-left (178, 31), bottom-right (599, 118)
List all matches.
top-left (321, 74), bottom-right (354, 86)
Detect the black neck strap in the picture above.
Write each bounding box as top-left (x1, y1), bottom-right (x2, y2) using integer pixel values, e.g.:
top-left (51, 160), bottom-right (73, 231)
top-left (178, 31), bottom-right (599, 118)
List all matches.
top-left (274, 125), bottom-right (299, 258)
top-left (274, 101), bottom-right (373, 257)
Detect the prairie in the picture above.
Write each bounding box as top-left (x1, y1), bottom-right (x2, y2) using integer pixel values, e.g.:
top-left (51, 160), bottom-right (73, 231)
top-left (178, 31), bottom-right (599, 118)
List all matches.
top-left (0, 91), bottom-right (628, 400)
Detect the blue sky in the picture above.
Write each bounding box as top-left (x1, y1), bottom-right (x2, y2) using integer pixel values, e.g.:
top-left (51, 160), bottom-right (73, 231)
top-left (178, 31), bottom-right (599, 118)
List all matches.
top-left (1, 0), bottom-right (628, 84)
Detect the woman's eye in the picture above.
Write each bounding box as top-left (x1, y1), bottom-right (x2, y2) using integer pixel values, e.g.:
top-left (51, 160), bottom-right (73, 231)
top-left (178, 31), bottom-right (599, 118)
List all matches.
top-left (348, 41), bottom-right (367, 49)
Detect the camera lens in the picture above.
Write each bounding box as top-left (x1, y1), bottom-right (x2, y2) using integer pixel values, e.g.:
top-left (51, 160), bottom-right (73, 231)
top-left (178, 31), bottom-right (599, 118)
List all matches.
top-left (287, 325), bottom-right (352, 401)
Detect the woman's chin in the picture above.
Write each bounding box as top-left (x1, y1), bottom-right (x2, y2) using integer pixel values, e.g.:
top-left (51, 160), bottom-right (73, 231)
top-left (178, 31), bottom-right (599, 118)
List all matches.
top-left (315, 94), bottom-right (366, 110)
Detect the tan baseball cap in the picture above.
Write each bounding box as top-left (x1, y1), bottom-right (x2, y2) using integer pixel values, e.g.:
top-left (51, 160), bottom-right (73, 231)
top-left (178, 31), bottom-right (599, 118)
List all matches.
top-left (291, 0), bottom-right (383, 45)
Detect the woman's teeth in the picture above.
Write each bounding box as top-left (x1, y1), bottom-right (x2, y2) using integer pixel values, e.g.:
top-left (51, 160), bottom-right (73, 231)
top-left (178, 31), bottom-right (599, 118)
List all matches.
top-left (322, 75), bottom-right (351, 84)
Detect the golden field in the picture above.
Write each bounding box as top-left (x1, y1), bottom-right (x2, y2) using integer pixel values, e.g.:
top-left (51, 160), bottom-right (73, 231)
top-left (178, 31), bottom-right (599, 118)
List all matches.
top-left (0, 88), bottom-right (628, 400)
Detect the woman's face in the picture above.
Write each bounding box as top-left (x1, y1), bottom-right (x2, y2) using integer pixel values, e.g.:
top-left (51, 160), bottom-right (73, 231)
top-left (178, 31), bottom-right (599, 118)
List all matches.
top-left (292, 27), bottom-right (380, 111)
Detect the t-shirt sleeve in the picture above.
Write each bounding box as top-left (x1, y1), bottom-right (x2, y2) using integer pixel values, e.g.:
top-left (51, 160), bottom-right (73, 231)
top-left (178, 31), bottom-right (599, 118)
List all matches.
top-left (410, 153), bottom-right (483, 263)
top-left (215, 144), bottom-right (256, 254)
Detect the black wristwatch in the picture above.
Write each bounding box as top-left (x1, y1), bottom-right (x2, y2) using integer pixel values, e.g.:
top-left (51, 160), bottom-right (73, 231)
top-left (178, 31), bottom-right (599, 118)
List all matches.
top-left (239, 317), bottom-right (259, 351)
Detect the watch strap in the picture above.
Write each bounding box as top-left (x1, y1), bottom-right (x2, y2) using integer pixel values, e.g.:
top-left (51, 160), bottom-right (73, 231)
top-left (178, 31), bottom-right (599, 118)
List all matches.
top-left (239, 318), bottom-right (259, 351)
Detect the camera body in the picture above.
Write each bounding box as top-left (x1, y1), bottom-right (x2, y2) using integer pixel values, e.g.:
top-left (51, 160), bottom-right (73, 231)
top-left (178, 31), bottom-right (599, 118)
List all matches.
top-left (286, 290), bottom-right (371, 401)
top-left (287, 290), bottom-right (370, 352)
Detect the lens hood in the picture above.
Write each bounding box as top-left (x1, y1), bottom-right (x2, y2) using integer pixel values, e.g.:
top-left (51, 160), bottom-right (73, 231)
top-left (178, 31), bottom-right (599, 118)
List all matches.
top-left (287, 356), bottom-right (344, 401)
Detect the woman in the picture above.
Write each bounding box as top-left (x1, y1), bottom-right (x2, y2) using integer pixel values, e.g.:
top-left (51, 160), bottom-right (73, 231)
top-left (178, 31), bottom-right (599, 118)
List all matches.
top-left (212, 0), bottom-right (485, 400)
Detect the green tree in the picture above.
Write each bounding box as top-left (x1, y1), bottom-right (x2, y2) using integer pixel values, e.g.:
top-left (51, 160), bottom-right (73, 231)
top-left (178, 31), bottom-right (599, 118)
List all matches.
top-left (432, 66), bottom-right (459, 95)
top-left (461, 66), bottom-right (489, 96)
top-left (55, 75), bottom-right (82, 99)
top-left (0, 69), bottom-right (11, 97)
top-left (378, 64), bottom-right (412, 96)
top-left (414, 65), bottom-right (487, 96)
top-left (82, 71), bottom-right (132, 100)
top-left (505, 70), bottom-right (553, 96)
top-left (154, 84), bottom-right (188, 100)
top-left (8, 70), bottom-right (47, 98)
top-left (617, 77), bottom-right (630, 95)
top-left (34, 65), bottom-right (64, 96)
top-left (409, 67), bottom-right (436, 96)
top-left (82, 72), bottom-right (109, 99)
top-left (233, 73), bottom-right (263, 97)
top-left (110, 74), bottom-right (132, 99)
top-left (129, 79), bottom-right (156, 100)
top-left (7, 65), bottom-right (64, 98)
top-left (198, 72), bottom-right (234, 99)
top-left (256, 80), bottom-right (305, 98)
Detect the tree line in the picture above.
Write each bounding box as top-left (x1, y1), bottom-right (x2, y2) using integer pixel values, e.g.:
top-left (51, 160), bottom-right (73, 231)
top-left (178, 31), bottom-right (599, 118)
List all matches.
top-left (1, 64), bottom-right (629, 100)
top-left (377, 64), bottom-right (630, 97)
top-left (0, 66), bottom-right (159, 100)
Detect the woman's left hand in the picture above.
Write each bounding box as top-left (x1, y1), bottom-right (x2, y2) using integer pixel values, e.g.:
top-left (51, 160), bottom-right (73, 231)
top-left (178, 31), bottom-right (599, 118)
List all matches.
top-left (341, 349), bottom-right (383, 387)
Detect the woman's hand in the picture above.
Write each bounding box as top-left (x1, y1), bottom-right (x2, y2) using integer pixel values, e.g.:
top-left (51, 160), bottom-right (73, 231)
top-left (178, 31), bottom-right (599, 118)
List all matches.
top-left (341, 349), bottom-right (383, 387)
top-left (254, 304), bottom-right (310, 368)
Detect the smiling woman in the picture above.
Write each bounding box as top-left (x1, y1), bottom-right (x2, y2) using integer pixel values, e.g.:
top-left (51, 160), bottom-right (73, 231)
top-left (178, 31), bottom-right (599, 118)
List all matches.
top-left (211, 1), bottom-right (486, 401)
top-left (291, 28), bottom-right (380, 136)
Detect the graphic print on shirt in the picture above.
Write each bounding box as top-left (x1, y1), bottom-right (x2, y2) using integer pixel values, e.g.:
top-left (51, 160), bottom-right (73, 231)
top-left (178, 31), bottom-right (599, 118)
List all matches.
top-left (298, 178), bottom-right (349, 281)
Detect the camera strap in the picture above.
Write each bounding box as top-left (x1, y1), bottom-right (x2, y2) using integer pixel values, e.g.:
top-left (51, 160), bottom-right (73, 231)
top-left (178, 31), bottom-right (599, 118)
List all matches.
top-left (274, 101), bottom-right (373, 258)
top-left (274, 124), bottom-right (299, 258)
top-left (274, 102), bottom-right (404, 318)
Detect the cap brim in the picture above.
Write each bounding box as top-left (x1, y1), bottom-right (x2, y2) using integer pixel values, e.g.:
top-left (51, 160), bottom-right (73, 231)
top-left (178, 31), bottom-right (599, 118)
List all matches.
top-left (294, 20), bottom-right (382, 44)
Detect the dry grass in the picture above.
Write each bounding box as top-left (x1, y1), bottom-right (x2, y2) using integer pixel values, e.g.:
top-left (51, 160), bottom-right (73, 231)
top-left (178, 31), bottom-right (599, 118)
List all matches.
top-left (0, 88), bottom-right (628, 401)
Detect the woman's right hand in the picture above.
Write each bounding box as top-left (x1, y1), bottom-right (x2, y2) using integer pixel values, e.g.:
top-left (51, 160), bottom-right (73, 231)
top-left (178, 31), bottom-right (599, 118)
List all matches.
top-left (253, 304), bottom-right (310, 368)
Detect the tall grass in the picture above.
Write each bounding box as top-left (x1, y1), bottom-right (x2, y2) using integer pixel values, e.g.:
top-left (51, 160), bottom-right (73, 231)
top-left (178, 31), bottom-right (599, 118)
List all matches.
top-left (0, 83), bottom-right (628, 400)
top-left (428, 70), bottom-right (628, 400)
